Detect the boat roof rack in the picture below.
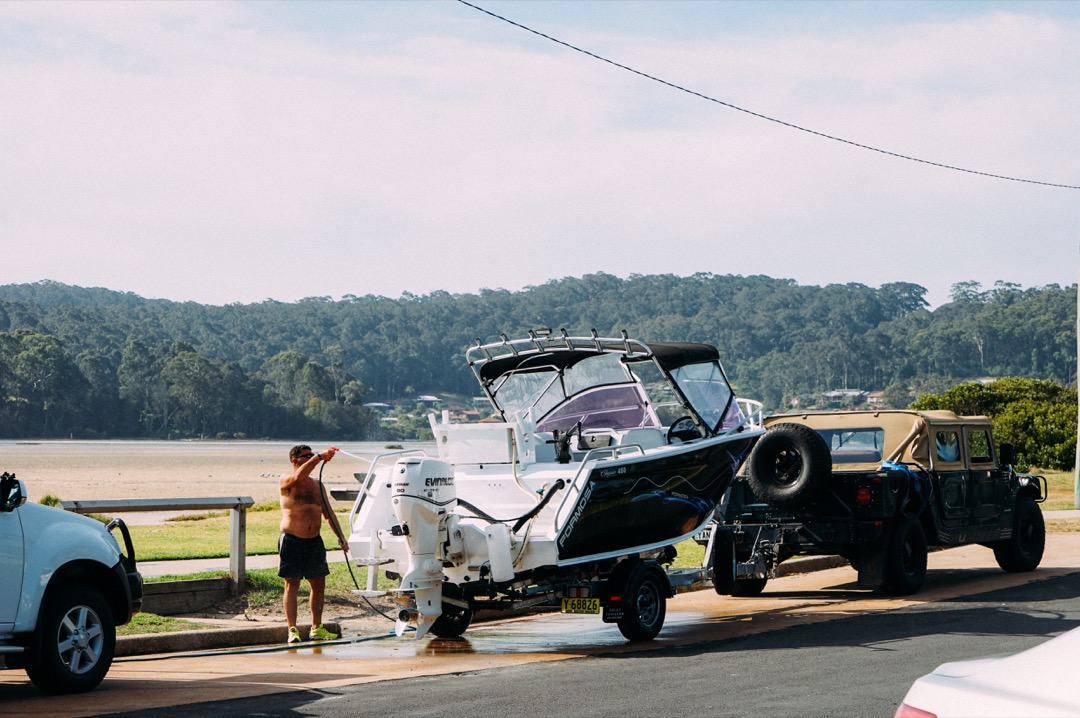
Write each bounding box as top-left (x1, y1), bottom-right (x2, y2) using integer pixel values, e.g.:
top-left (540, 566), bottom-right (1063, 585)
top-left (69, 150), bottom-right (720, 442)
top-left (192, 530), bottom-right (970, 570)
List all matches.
top-left (468, 330), bottom-right (721, 382)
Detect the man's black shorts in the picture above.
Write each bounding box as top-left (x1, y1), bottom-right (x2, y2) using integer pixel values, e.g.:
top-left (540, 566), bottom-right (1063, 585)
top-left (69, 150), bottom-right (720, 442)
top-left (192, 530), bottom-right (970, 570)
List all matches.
top-left (278, 533), bottom-right (330, 579)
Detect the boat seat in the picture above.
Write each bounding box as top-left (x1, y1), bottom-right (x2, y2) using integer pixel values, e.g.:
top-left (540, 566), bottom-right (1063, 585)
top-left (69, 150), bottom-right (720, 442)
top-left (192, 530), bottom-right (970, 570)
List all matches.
top-left (617, 428), bottom-right (666, 450)
top-left (578, 430), bottom-right (615, 450)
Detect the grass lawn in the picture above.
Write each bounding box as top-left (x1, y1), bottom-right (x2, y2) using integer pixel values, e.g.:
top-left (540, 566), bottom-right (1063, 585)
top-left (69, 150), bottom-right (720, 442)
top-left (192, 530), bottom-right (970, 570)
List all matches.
top-left (1041, 469), bottom-right (1077, 511)
top-left (127, 501), bottom-right (336, 561)
top-left (1038, 469), bottom-right (1080, 531)
top-left (117, 612), bottom-right (219, 636)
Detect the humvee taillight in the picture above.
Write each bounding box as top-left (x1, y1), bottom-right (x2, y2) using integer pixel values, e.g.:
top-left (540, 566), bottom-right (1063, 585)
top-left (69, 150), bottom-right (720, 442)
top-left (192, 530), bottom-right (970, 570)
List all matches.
top-left (856, 487), bottom-right (872, 506)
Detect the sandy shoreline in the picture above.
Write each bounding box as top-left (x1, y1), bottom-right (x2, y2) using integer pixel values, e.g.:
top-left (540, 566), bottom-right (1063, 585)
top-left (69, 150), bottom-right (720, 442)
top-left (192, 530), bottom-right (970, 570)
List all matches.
top-left (0, 440), bottom-right (434, 517)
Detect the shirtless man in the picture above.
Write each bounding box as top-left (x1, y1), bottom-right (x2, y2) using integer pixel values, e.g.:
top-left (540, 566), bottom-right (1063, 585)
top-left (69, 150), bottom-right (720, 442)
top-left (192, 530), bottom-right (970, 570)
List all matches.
top-left (279, 445), bottom-right (347, 644)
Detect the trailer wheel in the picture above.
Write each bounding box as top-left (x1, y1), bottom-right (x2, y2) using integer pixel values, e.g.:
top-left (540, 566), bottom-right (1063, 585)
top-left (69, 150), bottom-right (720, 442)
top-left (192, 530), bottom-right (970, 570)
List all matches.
top-left (881, 515), bottom-right (927, 596)
top-left (747, 423), bottom-right (832, 509)
top-left (26, 583), bottom-right (115, 694)
top-left (618, 568), bottom-right (667, 641)
top-left (732, 577), bottom-right (768, 596)
top-left (993, 497), bottom-right (1045, 572)
top-left (430, 586), bottom-right (473, 638)
top-left (429, 607), bottom-right (472, 638)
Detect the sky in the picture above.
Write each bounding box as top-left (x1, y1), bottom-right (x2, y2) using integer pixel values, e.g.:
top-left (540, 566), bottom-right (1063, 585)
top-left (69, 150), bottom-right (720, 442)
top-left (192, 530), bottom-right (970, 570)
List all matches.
top-left (2, 0), bottom-right (1078, 309)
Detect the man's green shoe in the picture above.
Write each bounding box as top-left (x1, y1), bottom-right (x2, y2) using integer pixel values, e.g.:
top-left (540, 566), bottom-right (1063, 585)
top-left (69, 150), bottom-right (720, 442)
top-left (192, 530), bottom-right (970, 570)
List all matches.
top-left (309, 624), bottom-right (339, 641)
top-left (287, 626), bottom-right (302, 644)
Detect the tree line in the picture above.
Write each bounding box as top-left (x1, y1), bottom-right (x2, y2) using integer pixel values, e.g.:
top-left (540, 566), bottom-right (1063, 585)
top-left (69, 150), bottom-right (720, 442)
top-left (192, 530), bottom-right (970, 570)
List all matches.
top-left (0, 331), bottom-right (377, 440)
top-left (0, 275), bottom-right (1074, 443)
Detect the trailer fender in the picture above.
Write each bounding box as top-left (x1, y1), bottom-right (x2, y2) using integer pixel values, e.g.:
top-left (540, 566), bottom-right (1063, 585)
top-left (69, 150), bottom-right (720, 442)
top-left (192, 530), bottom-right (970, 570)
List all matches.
top-left (604, 559), bottom-right (673, 601)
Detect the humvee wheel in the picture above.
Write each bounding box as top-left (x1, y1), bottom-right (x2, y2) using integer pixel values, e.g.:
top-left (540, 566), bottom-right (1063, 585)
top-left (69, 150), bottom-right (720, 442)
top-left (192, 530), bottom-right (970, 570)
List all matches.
top-left (881, 514), bottom-right (927, 596)
top-left (993, 497), bottom-right (1045, 573)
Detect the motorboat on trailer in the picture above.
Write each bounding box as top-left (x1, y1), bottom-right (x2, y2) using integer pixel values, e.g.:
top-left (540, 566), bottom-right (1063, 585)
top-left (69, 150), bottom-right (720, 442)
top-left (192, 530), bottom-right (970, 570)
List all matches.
top-left (346, 330), bottom-right (767, 641)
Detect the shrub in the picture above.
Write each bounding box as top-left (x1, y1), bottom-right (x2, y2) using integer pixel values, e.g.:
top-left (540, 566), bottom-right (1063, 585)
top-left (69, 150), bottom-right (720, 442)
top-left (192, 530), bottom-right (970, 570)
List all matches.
top-left (912, 377), bottom-right (1077, 471)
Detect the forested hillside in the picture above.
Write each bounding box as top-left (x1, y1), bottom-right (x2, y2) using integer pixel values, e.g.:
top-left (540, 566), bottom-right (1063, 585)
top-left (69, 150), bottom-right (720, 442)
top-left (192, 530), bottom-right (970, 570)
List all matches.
top-left (0, 275), bottom-right (1074, 440)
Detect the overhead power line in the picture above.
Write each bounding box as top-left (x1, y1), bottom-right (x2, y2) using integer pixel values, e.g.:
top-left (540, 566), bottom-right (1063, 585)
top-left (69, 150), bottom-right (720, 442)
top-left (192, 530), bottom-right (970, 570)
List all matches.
top-left (458, 0), bottom-right (1080, 191)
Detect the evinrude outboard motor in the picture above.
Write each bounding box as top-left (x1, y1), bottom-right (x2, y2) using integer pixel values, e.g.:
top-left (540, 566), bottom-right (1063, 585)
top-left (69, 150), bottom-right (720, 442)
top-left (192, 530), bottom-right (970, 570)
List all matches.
top-left (390, 456), bottom-right (457, 638)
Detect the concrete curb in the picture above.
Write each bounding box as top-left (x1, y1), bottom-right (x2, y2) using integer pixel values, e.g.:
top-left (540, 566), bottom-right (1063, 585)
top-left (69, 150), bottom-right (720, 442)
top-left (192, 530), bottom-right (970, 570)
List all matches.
top-left (117, 622), bottom-right (342, 657)
top-left (774, 554), bottom-right (850, 576)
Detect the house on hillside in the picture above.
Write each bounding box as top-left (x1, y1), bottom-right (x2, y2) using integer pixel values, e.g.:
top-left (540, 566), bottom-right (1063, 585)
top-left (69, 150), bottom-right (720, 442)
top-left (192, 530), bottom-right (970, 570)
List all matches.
top-left (363, 402), bottom-right (392, 414)
top-left (450, 409), bottom-right (483, 423)
top-left (821, 389), bottom-right (867, 407)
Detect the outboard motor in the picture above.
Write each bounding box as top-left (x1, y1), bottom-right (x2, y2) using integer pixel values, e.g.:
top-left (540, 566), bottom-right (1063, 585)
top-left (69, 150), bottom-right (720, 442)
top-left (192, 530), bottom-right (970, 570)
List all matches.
top-left (390, 456), bottom-right (457, 638)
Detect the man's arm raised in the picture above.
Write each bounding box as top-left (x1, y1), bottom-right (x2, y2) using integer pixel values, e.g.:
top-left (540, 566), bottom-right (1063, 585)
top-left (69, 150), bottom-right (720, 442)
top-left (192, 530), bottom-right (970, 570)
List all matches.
top-left (280, 450), bottom-right (332, 491)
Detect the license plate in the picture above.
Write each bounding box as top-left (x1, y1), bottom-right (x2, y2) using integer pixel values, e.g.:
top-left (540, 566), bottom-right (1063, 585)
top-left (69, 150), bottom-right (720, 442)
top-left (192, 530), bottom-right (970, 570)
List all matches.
top-left (561, 597), bottom-right (600, 614)
top-left (693, 525), bottom-right (713, 544)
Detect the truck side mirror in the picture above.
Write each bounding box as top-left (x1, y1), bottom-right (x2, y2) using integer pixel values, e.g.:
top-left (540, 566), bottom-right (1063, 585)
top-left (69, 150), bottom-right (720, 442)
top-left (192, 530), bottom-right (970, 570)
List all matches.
top-left (998, 443), bottom-right (1014, 466)
top-left (1, 472), bottom-right (27, 512)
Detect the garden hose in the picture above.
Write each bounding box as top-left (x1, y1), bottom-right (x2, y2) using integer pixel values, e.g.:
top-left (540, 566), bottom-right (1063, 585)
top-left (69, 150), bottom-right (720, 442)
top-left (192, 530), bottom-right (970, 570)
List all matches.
top-left (315, 452), bottom-right (400, 625)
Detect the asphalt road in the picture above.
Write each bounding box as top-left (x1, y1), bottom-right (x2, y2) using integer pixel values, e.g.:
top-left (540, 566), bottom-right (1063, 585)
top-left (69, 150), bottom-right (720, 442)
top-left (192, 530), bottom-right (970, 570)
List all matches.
top-left (101, 571), bottom-right (1080, 718)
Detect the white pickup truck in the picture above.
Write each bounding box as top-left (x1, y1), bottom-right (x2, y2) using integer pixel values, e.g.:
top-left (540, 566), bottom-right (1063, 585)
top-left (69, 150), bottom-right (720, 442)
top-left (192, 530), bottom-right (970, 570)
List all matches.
top-left (0, 471), bottom-right (142, 693)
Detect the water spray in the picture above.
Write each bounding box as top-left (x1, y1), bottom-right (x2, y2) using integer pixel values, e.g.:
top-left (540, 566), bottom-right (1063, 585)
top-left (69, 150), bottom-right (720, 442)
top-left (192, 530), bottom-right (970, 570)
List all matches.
top-left (329, 446), bottom-right (373, 463)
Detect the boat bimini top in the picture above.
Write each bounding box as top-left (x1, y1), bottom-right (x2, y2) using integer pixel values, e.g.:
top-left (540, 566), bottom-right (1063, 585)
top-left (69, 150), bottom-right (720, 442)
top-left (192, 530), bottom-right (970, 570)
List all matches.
top-left (467, 329), bottom-right (748, 440)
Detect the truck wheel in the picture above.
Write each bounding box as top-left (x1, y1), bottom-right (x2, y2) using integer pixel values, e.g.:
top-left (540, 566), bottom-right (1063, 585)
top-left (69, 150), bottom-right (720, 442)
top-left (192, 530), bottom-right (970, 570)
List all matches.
top-left (881, 515), bottom-right (927, 596)
top-left (732, 577), bottom-right (768, 596)
top-left (26, 583), bottom-right (115, 694)
top-left (993, 497), bottom-right (1045, 572)
top-left (747, 423), bottom-right (832, 509)
top-left (618, 568), bottom-right (667, 641)
top-left (711, 530), bottom-right (736, 595)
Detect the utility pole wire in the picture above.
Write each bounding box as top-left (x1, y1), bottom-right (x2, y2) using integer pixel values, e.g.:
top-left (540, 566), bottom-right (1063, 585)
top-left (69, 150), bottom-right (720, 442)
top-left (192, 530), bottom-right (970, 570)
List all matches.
top-left (458, 0), bottom-right (1080, 191)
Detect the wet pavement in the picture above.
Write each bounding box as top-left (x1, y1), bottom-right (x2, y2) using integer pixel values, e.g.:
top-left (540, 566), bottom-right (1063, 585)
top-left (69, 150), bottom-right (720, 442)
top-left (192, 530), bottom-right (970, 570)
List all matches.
top-left (3, 533), bottom-right (1079, 716)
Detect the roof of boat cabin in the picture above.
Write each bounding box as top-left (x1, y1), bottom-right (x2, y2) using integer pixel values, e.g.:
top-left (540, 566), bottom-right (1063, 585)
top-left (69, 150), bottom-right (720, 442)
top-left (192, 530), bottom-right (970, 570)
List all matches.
top-left (647, 342), bottom-right (720, 371)
top-left (474, 341), bottom-right (721, 382)
top-left (476, 349), bottom-right (603, 381)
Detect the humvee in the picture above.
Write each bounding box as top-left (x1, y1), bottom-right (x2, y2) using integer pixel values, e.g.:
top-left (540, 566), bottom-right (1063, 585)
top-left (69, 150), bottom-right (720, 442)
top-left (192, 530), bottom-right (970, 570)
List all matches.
top-left (703, 410), bottom-right (1047, 596)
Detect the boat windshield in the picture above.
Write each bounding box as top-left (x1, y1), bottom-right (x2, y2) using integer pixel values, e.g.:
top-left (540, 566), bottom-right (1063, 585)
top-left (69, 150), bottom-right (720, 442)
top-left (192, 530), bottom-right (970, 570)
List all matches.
top-left (537, 384), bottom-right (656, 433)
top-left (669, 361), bottom-right (737, 434)
top-left (491, 352), bottom-right (660, 431)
